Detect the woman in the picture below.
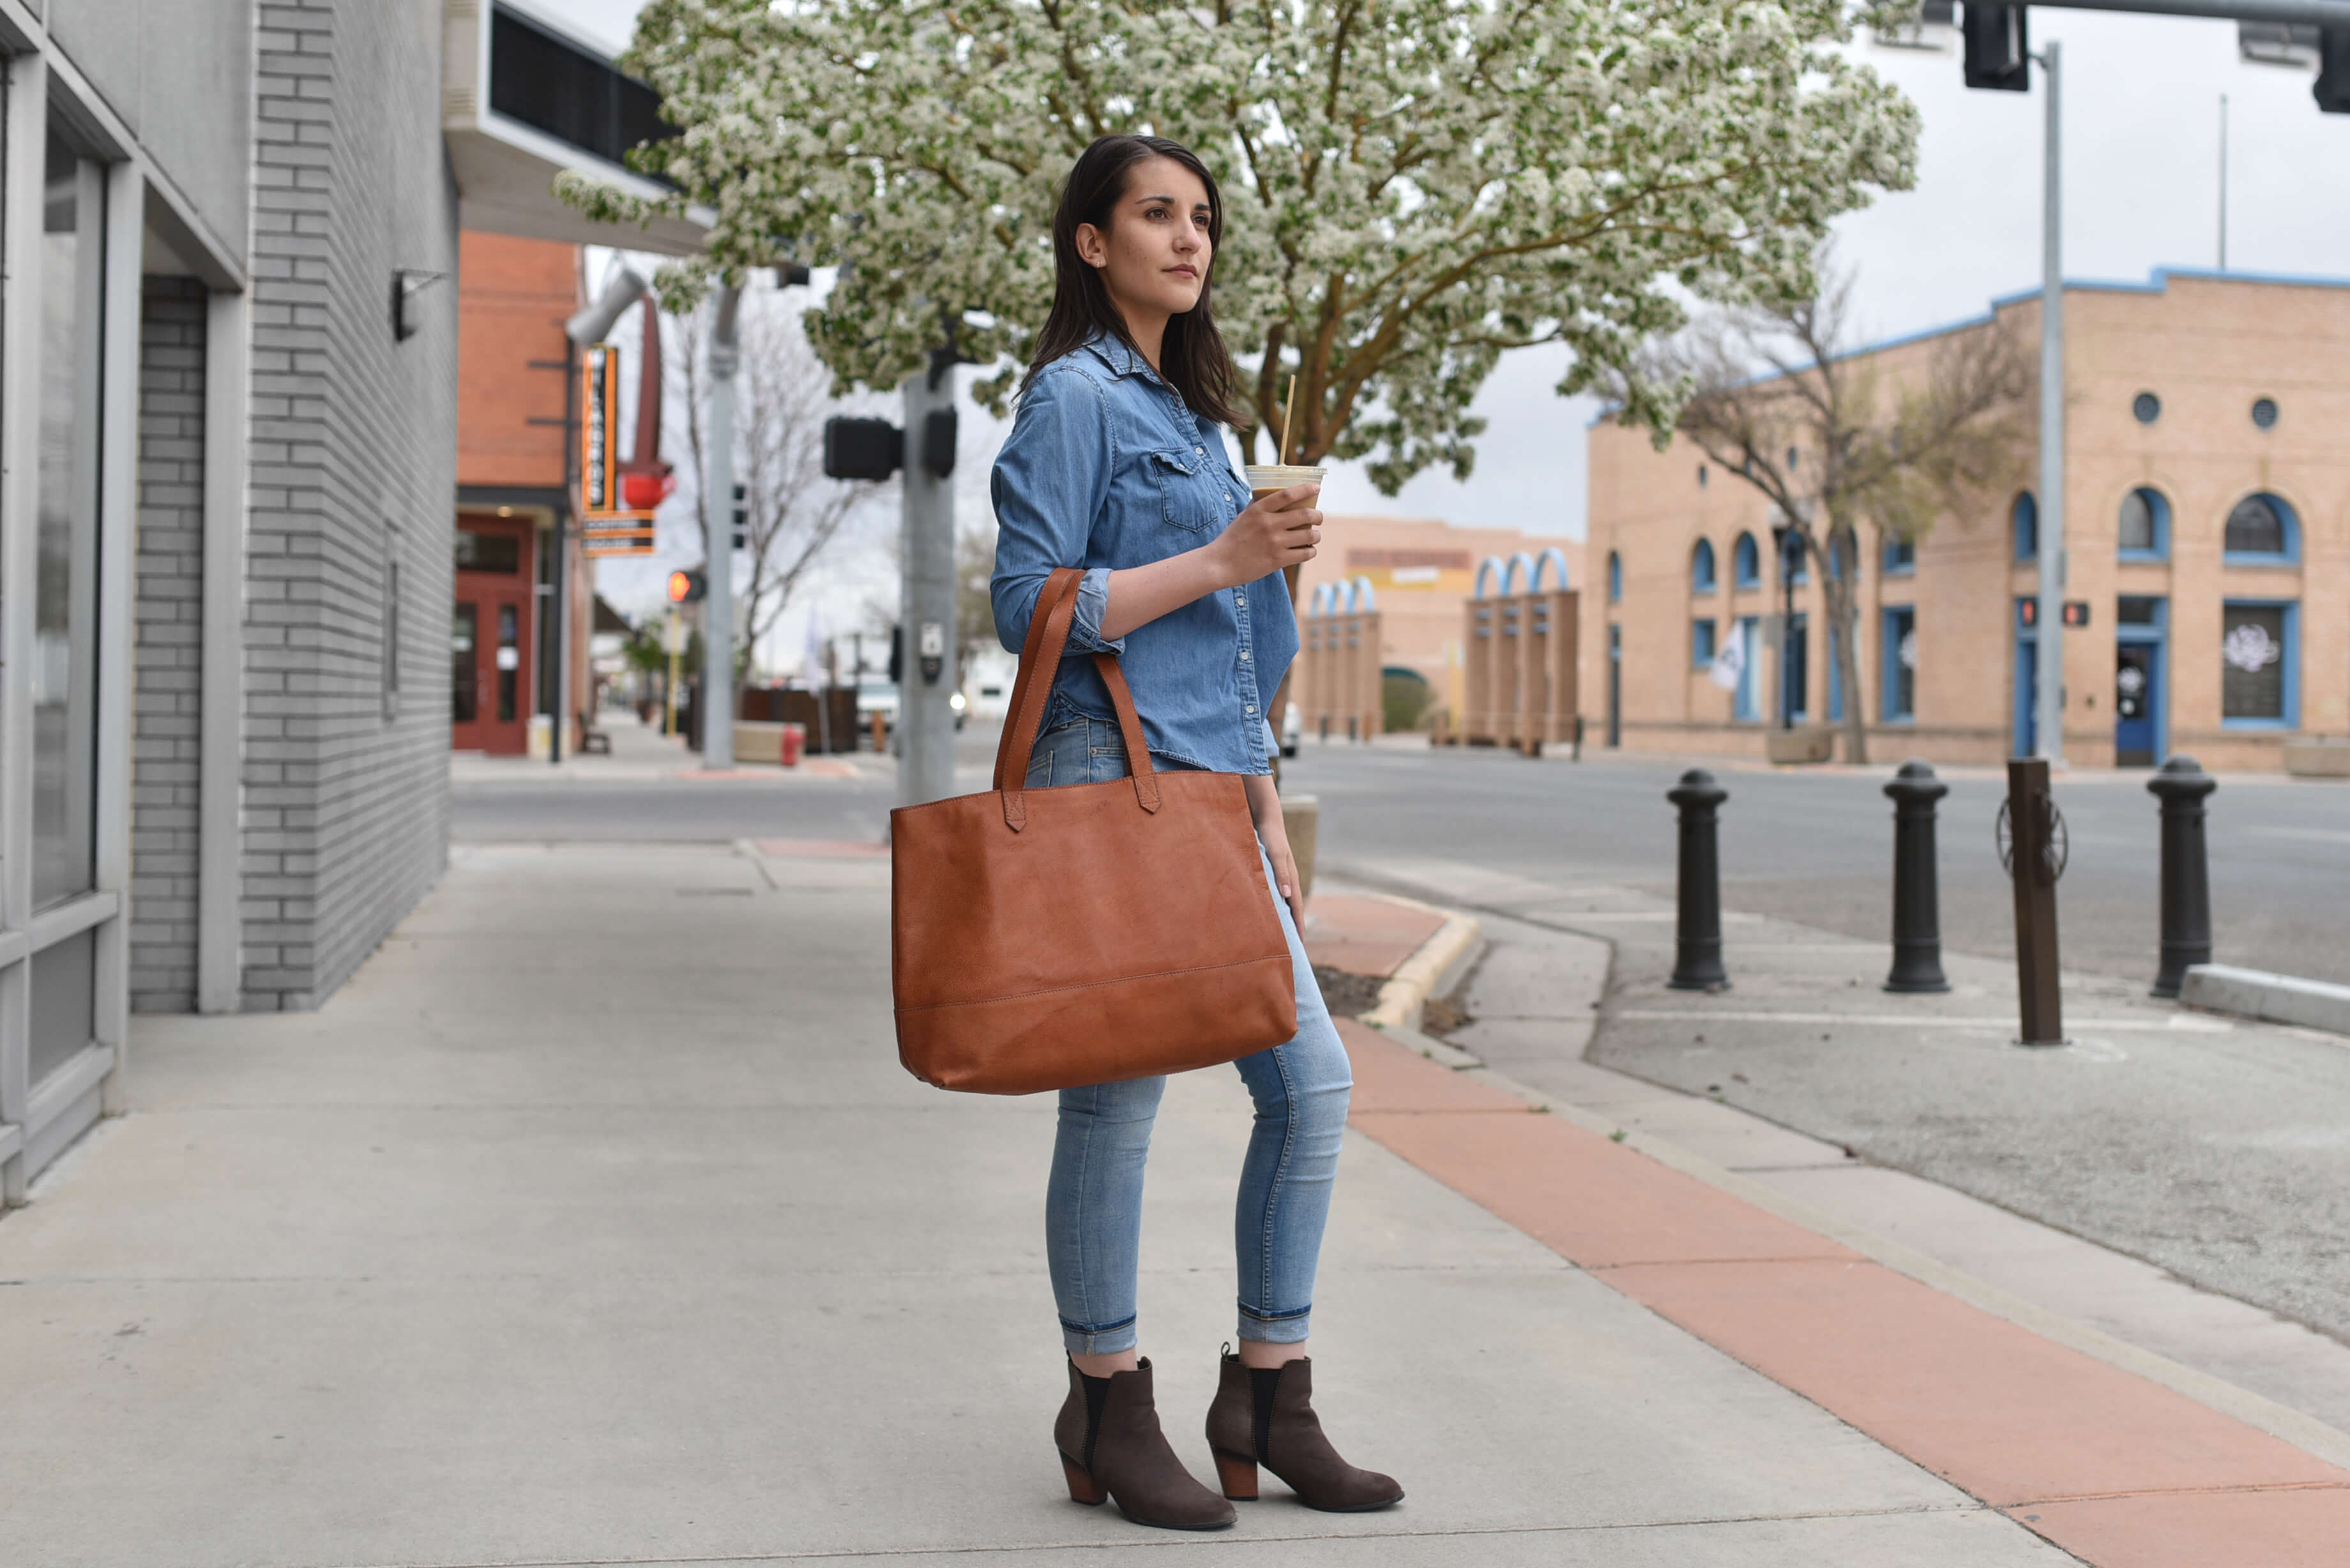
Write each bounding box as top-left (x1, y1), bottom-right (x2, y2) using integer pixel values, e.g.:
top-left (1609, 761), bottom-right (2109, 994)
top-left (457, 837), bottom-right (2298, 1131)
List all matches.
top-left (990, 135), bottom-right (1403, 1532)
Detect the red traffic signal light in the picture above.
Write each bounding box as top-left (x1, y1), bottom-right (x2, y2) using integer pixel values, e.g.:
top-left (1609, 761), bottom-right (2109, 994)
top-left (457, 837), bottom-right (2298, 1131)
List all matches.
top-left (667, 569), bottom-right (707, 604)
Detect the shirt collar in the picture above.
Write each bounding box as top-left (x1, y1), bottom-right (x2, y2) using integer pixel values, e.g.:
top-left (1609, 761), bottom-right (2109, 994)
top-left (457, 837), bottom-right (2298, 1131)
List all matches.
top-left (1080, 332), bottom-right (1164, 387)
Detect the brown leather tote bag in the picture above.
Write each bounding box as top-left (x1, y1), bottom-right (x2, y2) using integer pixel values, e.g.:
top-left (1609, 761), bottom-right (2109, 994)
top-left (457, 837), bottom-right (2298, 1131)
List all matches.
top-left (891, 567), bottom-right (1299, 1094)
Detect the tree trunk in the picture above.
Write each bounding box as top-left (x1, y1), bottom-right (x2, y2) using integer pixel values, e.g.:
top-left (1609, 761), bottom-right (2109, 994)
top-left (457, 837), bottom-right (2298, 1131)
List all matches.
top-left (1823, 569), bottom-right (1869, 765)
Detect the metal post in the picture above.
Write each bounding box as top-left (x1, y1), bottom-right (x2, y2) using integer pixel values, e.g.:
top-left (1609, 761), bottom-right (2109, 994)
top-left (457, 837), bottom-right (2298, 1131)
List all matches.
top-left (899, 358), bottom-right (958, 808)
top-left (702, 284), bottom-right (742, 771)
top-left (2005, 758), bottom-right (2065, 1043)
top-left (1667, 769), bottom-right (1730, 991)
top-left (2148, 755), bottom-right (2217, 998)
top-left (2035, 40), bottom-right (2066, 768)
top-left (1883, 760), bottom-right (1951, 993)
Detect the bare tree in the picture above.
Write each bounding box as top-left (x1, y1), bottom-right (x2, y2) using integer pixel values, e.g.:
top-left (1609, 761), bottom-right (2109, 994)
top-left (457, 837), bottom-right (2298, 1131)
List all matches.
top-left (1636, 263), bottom-right (2032, 764)
top-left (669, 289), bottom-right (890, 679)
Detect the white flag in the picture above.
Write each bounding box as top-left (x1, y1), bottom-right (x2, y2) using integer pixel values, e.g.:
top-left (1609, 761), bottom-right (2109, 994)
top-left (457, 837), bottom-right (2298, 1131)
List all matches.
top-left (1708, 623), bottom-right (1747, 691)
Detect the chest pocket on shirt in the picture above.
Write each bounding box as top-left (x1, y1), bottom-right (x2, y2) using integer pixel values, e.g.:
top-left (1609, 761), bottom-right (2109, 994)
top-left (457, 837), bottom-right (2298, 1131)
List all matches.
top-left (1146, 448), bottom-right (1229, 534)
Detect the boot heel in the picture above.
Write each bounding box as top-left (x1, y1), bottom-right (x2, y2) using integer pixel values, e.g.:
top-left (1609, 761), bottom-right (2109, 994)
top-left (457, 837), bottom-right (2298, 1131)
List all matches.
top-left (1060, 1453), bottom-right (1106, 1505)
top-left (1212, 1447), bottom-right (1260, 1500)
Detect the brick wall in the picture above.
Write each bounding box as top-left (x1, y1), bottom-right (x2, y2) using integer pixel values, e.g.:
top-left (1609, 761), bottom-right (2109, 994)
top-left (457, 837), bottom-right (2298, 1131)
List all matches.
top-left (244, 2), bottom-right (457, 1009)
top-left (130, 278), bottom-right (211, 1013)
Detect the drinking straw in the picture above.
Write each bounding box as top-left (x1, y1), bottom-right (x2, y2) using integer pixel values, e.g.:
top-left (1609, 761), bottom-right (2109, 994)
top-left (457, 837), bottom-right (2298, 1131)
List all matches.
top-left (1279, 373), bottom-right (1298, 466)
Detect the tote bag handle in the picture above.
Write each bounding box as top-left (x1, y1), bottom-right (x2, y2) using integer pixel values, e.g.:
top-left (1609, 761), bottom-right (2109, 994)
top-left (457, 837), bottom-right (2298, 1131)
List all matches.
top-left (990, 567), bottom-right (1160, 831)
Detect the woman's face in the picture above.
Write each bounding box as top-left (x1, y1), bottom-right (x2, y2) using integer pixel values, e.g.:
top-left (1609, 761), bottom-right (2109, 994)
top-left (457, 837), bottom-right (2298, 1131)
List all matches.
top-left (1074, 156), bottom-right (1213, 326)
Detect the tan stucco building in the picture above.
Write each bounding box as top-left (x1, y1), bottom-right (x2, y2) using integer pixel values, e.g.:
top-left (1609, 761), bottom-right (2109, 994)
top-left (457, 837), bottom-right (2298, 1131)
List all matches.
top-left (1584, 269), bottom-right (2350, 770)
top-left (1298, 516), bottom-right (1582, 727)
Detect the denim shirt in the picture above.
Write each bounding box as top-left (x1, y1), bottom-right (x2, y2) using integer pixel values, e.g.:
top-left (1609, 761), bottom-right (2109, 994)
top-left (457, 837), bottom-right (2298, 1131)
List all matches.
top-left (990, 335), bottom-right (1297, 774)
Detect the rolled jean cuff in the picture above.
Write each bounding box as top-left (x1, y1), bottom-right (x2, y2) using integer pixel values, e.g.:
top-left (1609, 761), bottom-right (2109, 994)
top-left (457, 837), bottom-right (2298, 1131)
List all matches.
top-left (1236, 1302), bottom-right (1312, 1345)
top-left (1061, 1314), bottom-right (1139, 1357)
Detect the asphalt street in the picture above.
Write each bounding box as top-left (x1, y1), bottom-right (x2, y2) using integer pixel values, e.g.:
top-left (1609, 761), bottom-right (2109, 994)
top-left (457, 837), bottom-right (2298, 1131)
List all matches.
top-left (1287, 740), bottom-right (2350, 990)
top-left (458, 722), bottom-right (2350, 989)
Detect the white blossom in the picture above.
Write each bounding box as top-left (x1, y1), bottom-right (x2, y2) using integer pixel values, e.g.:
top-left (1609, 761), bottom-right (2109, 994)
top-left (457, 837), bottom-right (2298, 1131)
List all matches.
top-left (565, 0), bottom-right (1919, 492)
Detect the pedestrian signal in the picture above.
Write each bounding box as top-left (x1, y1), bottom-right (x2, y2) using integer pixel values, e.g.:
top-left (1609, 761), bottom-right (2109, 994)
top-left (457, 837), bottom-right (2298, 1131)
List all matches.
top-left (667, 569), bottom-right (707, 604)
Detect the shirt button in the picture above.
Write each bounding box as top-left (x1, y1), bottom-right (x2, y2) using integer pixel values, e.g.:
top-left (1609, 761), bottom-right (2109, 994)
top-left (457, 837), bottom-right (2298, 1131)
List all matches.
top-left (1246, 705), bottom-right (1257, 714)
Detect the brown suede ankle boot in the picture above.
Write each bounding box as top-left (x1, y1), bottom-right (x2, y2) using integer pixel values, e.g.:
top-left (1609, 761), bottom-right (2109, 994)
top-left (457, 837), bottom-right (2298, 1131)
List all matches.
top-left (1054, 1358), bottom-right (1235, 1530)
top-left (1204, 1348), bottom-right (1404, 1511)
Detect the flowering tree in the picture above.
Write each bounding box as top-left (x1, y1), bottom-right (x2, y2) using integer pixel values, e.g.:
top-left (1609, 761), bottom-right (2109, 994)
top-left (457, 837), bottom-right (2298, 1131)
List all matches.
top-left (569, 0), bottom-right (1920, 492)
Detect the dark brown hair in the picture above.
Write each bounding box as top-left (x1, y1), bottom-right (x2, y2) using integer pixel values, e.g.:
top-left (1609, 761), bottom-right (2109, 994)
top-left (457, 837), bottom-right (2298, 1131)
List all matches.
top-left (1022, 135), bottom-right (1245, 428)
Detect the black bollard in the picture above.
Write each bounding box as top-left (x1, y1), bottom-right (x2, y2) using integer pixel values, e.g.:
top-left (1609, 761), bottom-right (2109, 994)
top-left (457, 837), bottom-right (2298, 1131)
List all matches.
top-left (1883, 760), bottom-right (1952, 993)
top-left (2147, 755), bottom-right (2217, 999)
top-left (1667, 769), bottom-right (1730, 991)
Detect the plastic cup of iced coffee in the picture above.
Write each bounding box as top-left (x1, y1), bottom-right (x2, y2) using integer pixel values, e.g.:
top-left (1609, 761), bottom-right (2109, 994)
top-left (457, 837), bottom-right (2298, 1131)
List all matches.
top-left (1243, 464), bottom-right (1326, 503)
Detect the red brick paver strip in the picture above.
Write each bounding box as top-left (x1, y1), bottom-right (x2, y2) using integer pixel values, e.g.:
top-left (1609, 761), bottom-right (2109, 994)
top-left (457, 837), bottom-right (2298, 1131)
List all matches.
top-left (1340, 1019), bottom-right (2350, 1565)
top-left (754, 838), bottom-right (889, 857)
top-left (1302, 894), bottom-right (1443, 979)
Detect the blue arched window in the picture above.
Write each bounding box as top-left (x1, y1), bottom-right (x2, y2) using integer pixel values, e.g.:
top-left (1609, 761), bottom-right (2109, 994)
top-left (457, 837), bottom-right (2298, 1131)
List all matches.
top-left (2223, 492), bottom-right (2299, 564)
top-left (1607, 550), bottom-right (1623, 603)
top-left (2118, 487), bottom-right (2170, 561)
top-left (1732, 532), bottom-right (1760, 589)
top-left (2012, 492), bottom-right (2038, 562)
top-left (1692, 539), bottom-right (1717, 593)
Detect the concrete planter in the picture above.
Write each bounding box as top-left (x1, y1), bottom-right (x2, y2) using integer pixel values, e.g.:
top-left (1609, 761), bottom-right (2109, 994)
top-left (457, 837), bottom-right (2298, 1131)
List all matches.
top-left (2283, 737), bottom-right (2350, 779)
top-left (1764, 727), bottom-right (1836, 765)
top-left (1280, 794), bottom-right (1320, 904)
top-left (733, 721), bottom-right (806, 765)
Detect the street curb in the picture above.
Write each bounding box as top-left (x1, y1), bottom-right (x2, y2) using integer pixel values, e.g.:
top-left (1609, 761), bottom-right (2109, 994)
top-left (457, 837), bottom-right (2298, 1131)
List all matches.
top-left (1353, 890), bottom-right (2350, 1476)
top-left (1354, 895), bottom-right (1481, 1033)
top-left (2183, 962), bottom-right (2350, 1038)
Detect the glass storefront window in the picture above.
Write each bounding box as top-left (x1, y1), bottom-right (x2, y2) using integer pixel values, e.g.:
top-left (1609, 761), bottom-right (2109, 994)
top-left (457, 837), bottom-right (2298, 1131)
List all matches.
top-left (33, 124), bottom-right (107, 910)
top-left (29, 926), bottom-right (97, 1084)
top-left (2221, 603), bottom-right (2293, 725)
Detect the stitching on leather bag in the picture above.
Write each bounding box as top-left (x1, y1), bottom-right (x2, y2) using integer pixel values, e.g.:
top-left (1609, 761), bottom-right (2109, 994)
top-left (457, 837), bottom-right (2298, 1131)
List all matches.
top-left (895, 951), bottom-right (1291, 1014)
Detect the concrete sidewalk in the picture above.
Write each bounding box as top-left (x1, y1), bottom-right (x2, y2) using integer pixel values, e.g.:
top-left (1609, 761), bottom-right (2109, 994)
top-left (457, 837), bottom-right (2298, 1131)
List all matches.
top-left (0, 838), bottom-right (2087, 1566)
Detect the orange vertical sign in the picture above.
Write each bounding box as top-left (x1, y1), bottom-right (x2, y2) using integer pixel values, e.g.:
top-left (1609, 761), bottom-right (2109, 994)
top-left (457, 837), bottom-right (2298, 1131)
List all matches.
top-left (578, 342), bottom-right (656, 555)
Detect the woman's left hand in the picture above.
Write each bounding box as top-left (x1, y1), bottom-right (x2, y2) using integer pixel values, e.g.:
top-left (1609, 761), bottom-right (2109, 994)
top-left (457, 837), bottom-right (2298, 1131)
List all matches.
top-left (1262, 833), bottom-right (1305, 930)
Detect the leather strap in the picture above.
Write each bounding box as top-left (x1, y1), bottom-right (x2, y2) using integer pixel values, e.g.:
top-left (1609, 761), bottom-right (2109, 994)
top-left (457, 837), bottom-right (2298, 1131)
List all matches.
top-left (994, 567), bottom-right (1161, 831)
top-left (992, 567), bottom-right (1080, 791)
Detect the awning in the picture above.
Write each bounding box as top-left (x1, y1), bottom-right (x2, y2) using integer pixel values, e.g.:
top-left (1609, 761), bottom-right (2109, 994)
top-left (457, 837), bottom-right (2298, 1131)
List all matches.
top-left (443, 0), bottom-right (708, 257)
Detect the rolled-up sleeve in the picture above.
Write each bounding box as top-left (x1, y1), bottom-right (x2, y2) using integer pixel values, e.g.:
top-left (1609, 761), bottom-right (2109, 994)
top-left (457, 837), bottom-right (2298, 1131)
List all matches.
top-left (990, 368), bottom-right (1126, 657)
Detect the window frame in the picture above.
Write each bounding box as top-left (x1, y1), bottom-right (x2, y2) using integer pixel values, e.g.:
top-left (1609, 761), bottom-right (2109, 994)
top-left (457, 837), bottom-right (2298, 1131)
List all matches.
top-left (1731, 532), bottom-right (1761, 590)
top-left (1880, 534), bottom-right (1914, 578)
top-left (2218, 598), bottom-right (2298, 730)
top-left (2221, 492), bottom-right (2300, 567)
top-left (1691, 538), bottom-right (1717, 594)
top-left (1607, 549), bottom-right (1622, 603)
top-left (1881, 606), bottom-right (1917, 723)
top-left (2012, 492), bottom-right (2038, 563)
top-left (1692, 616), bottom-right (1717, 670)
top-left (2116, 486), bottom-right (2170, 562)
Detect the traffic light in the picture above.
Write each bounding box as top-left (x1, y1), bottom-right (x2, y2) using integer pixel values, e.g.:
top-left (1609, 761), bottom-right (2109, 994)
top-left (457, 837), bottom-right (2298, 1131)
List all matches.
top-left (2319, 28), bottom-right (2350, 112)
top-left (667, 568), bottom-right (707, 604)
top-left (1962, 3), bottom-right (2029, 91)
top-left (824, 417), bottom-right (904, 480)
top-left (731, 483), bottom-right (748, 552)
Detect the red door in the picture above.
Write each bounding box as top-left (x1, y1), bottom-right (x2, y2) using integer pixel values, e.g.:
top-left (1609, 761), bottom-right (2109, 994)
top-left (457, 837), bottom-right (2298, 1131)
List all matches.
top-left (453, 517), bottom-right (536, 754)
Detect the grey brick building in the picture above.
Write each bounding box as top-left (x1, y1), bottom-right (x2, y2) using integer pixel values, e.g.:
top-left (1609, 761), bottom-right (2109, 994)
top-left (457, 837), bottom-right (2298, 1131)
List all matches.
top-left (1, 0), bottom-right (694, 1194)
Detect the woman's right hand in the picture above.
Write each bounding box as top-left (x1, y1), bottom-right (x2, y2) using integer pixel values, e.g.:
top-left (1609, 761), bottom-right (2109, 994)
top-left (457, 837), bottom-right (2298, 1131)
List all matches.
top-left (1212, 484), bottom-right (1321, 585)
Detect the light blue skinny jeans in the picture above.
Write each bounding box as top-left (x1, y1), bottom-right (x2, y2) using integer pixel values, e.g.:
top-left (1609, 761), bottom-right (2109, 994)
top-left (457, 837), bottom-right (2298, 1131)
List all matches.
top-left (1026, 716), bottom-right (1353, 1355)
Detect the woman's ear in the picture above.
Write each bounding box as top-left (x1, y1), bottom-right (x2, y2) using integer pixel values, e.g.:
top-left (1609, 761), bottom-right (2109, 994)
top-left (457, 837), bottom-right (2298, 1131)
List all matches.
top-left (1073, 221), bottom-right (1109, 269)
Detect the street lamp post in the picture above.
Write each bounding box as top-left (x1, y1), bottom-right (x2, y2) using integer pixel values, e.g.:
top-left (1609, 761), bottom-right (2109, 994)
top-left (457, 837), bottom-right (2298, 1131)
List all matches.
top-left (2034, 39), bottom-right (2066, 767)
top-left (702, 283), bottom-right (743, 773)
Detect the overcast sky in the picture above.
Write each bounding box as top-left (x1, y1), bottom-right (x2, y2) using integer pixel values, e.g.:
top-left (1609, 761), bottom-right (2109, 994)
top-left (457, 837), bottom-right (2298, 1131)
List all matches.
top-left (547, 1), bottom-right (2350, 647)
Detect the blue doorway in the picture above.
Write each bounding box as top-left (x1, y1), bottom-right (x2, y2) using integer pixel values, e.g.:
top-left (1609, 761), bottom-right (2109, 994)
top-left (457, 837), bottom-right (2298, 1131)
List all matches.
top-left (2114, 596), bottom-right (2167, 767)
